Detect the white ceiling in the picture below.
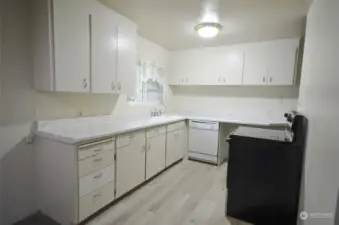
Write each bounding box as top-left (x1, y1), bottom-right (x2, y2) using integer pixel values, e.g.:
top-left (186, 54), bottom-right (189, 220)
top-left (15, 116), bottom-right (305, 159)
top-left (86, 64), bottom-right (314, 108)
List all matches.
top-left (99, 0), bottom-right (311, 50)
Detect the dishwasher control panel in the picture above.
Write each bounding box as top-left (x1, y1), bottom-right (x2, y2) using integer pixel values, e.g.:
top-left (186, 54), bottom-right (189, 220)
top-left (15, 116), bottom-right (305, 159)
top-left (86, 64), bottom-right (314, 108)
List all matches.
top-left (189, 120), bottom-right (219, 131)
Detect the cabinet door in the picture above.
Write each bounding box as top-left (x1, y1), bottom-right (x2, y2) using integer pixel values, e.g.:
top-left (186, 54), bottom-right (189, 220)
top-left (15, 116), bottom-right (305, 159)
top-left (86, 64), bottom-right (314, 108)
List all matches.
top-left (169, 52), bottom-right (185, 85)
top-left (176, 129), bottom-right (187, 161)
top-left (117, 16), bottom-right (137, 97)
top-left (166, 131), bottom-right (176, 167)
top-left (166, 129), bottom-right (186, 167)
top-left (223, 50), bottom-right (245, 85)
top-left (91, 3), bottom-right (118, 93)
top-left (116, 131), bottom-right (145, 197)
top-left (204, 48), bottom-right (244, 85)
top-left (266, 39), bottom-right (299, 86)
top-left (53, 0), bottom-right (91, 92)
top-left (169, 49), bottom-right (206, 85)
top-left (146, 134), bottom-right (166, 180)
top-left (243, 44), bottom-right (268, 85)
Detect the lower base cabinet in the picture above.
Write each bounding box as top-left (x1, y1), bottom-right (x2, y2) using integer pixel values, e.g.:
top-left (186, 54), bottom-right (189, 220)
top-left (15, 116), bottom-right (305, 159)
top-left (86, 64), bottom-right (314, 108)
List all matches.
top-left (116, 130), bottom-right (146, 198)
top-left (166, 126), bottom-right (187, 166)
top-left (146, 127), bottom-right (166, 180)
top-left (34, 121), bottom-right (187, 225)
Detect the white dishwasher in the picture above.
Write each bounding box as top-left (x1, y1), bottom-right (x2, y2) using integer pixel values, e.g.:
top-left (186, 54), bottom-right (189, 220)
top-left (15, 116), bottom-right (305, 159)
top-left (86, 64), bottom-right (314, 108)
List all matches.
top-left (188, 120), bottom-right (220, 164)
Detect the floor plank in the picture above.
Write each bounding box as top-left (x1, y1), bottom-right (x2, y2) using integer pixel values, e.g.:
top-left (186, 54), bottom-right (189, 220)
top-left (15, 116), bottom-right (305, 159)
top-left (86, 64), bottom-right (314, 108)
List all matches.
top-left (87, 161), bottom-right (252, 225)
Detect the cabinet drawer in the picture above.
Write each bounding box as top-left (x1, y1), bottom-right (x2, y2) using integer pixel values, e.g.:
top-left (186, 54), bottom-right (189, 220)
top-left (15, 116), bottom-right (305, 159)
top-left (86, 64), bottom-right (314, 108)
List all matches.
top-left (79, 165), bottom-right (114, 197)
top-left (117, 130), bottom-right (145, 148)
top-left (79, 181), bottom-right (114, 222)
top-left (167, 121), bottom-right (186, 132)
top-left (78, 138), bottom-right (115, 160)
top-left (78, 150), bottom-right (115, 178)
top-left (146, 126), bottom-right (166, 138)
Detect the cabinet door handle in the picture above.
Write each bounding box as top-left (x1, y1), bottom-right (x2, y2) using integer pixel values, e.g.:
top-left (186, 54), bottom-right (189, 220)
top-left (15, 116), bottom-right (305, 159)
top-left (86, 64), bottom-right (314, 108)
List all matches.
top-left (142, 145), bottom-right (146, 152)
top-left (93, 148), bottom-right (102, 153)
top-left (93, 193), bottom-right (102, 199)
top-left (270, 77), bottom-right (273, 83)
top-left (93, 157), bottom-right (103, 162)
top-left (223, 78), bottom-right (226, 83)
top-left (111, 81), bottom-right (116, 91)
top-left (263, 76), bottom-right (266, 83)
top-left (94, 173), bottom-right (103, 179)
top-left (118, 82), bottom-right (121, 91)
top-left (83, 79), bottom-right (88, 88)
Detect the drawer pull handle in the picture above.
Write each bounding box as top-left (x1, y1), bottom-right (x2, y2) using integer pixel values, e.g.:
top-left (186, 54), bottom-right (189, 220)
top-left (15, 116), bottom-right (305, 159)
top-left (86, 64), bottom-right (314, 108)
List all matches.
top-left (93, 158), bottom-right (102, 162)
top-left (93, 149), bottom-right (102, 152)
top-left (93, 194), bottom-right (102, 198)
top-left (94, 173), bottom-right (103, 179)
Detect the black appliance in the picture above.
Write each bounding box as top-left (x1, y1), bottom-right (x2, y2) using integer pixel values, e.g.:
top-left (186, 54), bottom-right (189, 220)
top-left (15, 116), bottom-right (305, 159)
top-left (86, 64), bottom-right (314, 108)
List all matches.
top-left (226, 112), bottom-right (307, 225)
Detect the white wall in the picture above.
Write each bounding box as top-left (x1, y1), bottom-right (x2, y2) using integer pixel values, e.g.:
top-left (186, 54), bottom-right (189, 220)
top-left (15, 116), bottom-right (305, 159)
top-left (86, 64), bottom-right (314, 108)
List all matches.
top-left (297, 0), bottom-right (339, 225)
top-left (171, 83), bottom-right (299, 116)
top-left (0, 1), bottom-right (170, 224)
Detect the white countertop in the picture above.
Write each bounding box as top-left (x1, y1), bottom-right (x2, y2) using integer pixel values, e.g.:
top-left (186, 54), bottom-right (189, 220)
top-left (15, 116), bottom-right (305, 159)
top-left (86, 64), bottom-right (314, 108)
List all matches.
top-left (35, 115), bottom-right (186, 145)
top-left (35, 112), bottom-right (288, 145)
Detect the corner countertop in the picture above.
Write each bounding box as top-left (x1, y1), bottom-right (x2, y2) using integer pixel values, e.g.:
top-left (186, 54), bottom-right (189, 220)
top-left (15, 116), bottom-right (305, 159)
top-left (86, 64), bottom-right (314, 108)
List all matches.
top-left (34, 112), bottom-right (288, 145)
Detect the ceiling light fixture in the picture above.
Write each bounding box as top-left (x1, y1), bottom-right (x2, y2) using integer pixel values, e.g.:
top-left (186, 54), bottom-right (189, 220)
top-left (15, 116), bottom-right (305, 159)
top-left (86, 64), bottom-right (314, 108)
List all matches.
top-left (195, 22), bottom-right (223, 39)
top-left (195, 0), bottom-right (222, 39)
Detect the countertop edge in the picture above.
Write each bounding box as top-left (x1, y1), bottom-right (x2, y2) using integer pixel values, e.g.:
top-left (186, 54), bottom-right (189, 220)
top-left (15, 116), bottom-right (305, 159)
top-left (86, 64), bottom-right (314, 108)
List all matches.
top-left (34, 115), bottom-right (288, 145)
top-left (35, 117), bottom-right (186, 145)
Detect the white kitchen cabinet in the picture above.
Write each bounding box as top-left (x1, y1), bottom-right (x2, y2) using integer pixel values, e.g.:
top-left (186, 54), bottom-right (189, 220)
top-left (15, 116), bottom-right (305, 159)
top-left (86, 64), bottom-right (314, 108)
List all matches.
top-left (33, 0), bottom-right (92, 92)
top-left (91, 3), bottom-right (118, 94)
top-left (116, 16), bottom-right (138, 97)
top-left (116, 130), bottom-right (146, 198)
top-left (266, 39), bottom-right (299, 85)
top-left (170, 49), bottom-right (206, 85)
top-left (243, 38), bottom-right (299, 86)
top-left (169, 38), bottom-right (299, 86)
top-left (33, 0), bottom-right (138, 95)
top-left (204, 48), bottom-right (244, 85)
top-left (146, 126), bottom-right (166, 180)
top-left (243, 43), bottom-right (268, 85)
top-left (166, 123), bottom-right (187, 167)
top-left (34, 137), bottom-right (116, 225)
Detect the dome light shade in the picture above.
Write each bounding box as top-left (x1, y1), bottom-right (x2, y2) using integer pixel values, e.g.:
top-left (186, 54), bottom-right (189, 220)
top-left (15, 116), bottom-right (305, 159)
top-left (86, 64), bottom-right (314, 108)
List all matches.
top-left (194, 22), bottom-right (222, 38)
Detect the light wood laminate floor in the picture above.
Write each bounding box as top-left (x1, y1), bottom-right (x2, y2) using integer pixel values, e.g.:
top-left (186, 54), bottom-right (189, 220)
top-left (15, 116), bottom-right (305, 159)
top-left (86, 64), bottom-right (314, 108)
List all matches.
top-left (87, 160), bottom-right (252, 225)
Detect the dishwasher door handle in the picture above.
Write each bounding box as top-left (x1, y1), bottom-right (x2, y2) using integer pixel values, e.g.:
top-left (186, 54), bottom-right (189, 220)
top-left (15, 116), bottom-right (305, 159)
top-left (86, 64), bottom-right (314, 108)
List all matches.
top-left (190, 120), bottom-right (218, 125)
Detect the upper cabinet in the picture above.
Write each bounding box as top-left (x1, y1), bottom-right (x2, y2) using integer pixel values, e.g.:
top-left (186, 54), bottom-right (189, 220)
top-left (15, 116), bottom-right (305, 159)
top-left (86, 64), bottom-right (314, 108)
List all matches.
top-left (116, 16), bottom-right (138, 97)
top-left (169, 38), bottom-right (300, 86)
top-left (266, 39), bottom-right (299, 86)
top-left (33, 0), bottom-right (137, 95)
top-left (91, 2), bottom-right (118, 94)
top-left (243, 38), bottom-right (299, 86)
top-left (203, 48), bottom-right (244, 85)
top-left (243, 43), bottom-right (268, 85)
top-left (170, 49), bottom-right (207, 85)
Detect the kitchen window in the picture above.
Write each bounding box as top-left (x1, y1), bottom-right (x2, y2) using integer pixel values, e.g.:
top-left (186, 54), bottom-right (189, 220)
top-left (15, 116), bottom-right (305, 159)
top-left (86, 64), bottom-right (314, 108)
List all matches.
top-left (129, 60), bottom-right (165, 104)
